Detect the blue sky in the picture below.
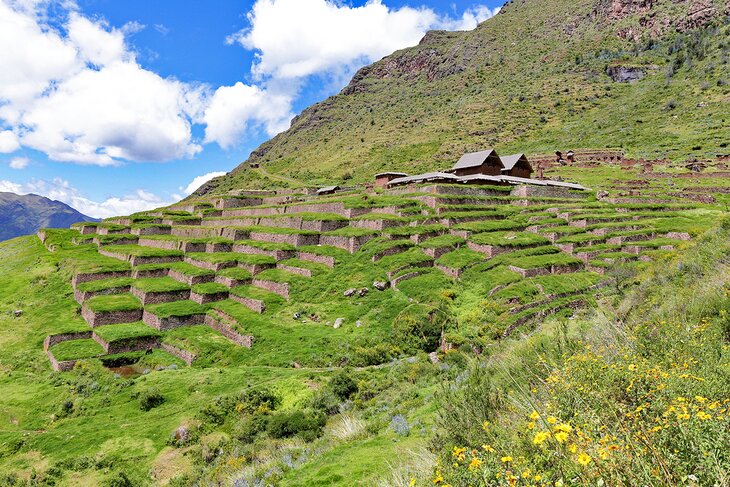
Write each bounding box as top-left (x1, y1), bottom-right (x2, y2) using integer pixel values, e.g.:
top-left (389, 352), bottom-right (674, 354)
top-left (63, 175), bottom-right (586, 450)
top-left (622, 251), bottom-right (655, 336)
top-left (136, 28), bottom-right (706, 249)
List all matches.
top-left (0, 0), bottom-right (503, 217)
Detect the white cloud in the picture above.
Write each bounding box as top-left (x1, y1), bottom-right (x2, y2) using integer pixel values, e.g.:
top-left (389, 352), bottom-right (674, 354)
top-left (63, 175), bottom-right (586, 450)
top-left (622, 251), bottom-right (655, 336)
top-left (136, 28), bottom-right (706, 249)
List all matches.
top-left (203, 82), bottom-right (294, 147)
top-left (0, 130), bottom-right (20, 153)
top-left (436, 6), bottom-right (500, 31)
top-left (0, 179), bottom-right (22, 193)
top-left (9, 156), bottom-right (29, 169)
top-left (0, 176), bottom-right (176, 218)
top-left (228, 0), bottom-right (498, 80)
top-left (0, 1), bottom-right (203, 165)
top-left (181, 171), bottom-right (227, 195)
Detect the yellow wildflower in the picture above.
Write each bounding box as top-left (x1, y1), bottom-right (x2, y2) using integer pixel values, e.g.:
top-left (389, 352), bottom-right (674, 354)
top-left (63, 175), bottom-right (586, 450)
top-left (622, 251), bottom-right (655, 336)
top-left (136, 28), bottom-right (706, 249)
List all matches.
top-left (409, 479), bottom-right (416, 487)
top-left (697, 411), bottom-right (711, 420)
top-left (501, 456), bottom-right (513, 463)
top-left (527, 421), bottom-right (535, 430)
top-left (628, 364), bottom-right (638, 371)
top-left (547, 416), bottom-right (558, 424)
top-left (533, 432), bottom-right (549, 445)
top-left (577, 453), bottom-right (592, 466)
top-left (529, 411), bottom-right (540, 420)
top-left (555, 431), bottom-right (569, 443)
top-left (482, 420), bottom-right (490, 432)
top-left (554, 423), bottom-right (572, 433)
top-left (433, 470), bottom-right (444, 484)
top-left (568, 443), bottom-right (578, 453)
top-left (468, 457), bottom-right (482, 471)
top-left (482, 444), bottom-right (495, 453)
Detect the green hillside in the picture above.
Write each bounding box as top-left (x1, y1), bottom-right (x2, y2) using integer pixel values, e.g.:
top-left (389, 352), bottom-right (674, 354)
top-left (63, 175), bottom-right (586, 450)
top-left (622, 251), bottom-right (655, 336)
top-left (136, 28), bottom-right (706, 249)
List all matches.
top-left (196, 0), bottom-right (729, 194)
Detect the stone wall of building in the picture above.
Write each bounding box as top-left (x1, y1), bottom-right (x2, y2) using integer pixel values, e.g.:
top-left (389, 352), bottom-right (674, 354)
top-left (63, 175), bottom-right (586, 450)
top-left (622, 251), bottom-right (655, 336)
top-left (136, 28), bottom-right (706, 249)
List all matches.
top-left (252, 279), bottom-right (290, 299)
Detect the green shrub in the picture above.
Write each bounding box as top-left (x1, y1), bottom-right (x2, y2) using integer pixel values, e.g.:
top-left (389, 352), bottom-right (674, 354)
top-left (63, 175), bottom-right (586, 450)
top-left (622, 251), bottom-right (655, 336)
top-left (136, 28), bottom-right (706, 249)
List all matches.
top-left (329, 370), bottom-right (358, 400)
top-left (266, 410), bottom-right (326, 441)
top-left (138, 388), bottom-right (165, 411)
top-left (233, 413), bottom-right (268, 443)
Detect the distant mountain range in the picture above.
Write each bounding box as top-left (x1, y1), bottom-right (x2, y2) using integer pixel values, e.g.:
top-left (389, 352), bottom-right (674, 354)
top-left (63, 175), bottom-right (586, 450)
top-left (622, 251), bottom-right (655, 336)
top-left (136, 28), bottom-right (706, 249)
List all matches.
top-left (0, 192), bottom-right (98, 241)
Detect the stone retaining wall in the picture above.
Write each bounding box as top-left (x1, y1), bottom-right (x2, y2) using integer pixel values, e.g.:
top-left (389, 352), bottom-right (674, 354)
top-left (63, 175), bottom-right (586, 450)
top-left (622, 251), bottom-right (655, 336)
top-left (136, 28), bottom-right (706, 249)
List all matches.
top-left (214, 275), bottom-right (252, 288)
top-left (386, 260), bottom-right (433, 280)
top-left (137, 238), bottom-right (180, 250)
top-left (131, 288), bottom-right (191, 305)
top-left (252, 279), bottom-right (290, 299)
top-left (301, 220), bottom-right (348, 232)
top-left (277, 264), bottom-right (312, 277)
top-left (47, 350), bottom-right (78, 372)
top-left (297, 252), bottom-right (335, 267)
top-left (320, 234), bottom-right (374, 253)
top-left (143, 311), bottom-right (207, 331)
top-left (44, 331), bottom-right (93, 351)
top-left (425, 185), bottom-right (506, 197)
top-left (129, 255), bottom-right (182, 267)
top-left (133, 267), bottom-right (170, 279)
top-left (92, 332), bottom-right (161, 354)
top-left (249, 231), bottom-right (321, 246)
top-left (171, 226), bottom-right (223, 238)
top-left (391, 271), bottom-right (424, 288)
top-left (232, 243), bottom-right (295, 260)
top-left (191, 290), bottom-right (229, 304)
top-left (169, 269), bottom-right (214, 286)
top-left (72, 270), bottom-right (132, 288)
top-left (161, 343), bottom-right (196, 365)
top-left (511, 185), bottom-right (585, 199)
top-left (93, 236), bottom-right (138, 246)
top-left (131, 226), bottom-right (171, 236)
top-left (230, 294), bottom-right (266, 313)
top-left (502, 299), bottom-right (587, 338)
top-left (81, 307), bottom-right (143, 327)
top-left (435, 264), bottom-right (462, 279)
top-left (74, 285), bottom-right (131, 304)
top-left (238, 262), bottom-right (275, 275)
top-left (371, 245), bottom-right (412, 262)
top-left (205, 314), bottom-right (253, 347)
top-left (184, 257), bottom-right (235, 272)
top-left (97, 227), bottom-right (130, 235)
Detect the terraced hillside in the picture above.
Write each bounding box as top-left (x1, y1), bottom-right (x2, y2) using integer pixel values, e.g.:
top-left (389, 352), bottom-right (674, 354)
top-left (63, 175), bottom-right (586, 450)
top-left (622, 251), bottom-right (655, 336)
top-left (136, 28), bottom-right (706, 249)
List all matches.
top-left (40, 182), bottom-right (715, 374)
top-left (0, 174), bottom-right (723, 485)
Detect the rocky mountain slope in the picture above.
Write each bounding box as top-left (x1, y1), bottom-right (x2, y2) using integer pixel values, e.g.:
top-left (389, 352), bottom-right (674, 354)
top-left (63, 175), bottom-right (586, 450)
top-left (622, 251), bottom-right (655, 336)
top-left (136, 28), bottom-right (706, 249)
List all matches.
top-left (0, 192), bottom-right (97, 241)
top-left (196, 0), bottom-right (730, 195)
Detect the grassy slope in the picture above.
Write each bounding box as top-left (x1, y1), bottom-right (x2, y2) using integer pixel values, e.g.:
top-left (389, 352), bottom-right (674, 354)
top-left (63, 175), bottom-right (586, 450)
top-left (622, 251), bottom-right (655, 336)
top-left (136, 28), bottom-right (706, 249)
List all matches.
top-left (198, 0), bottom-right (730, 193)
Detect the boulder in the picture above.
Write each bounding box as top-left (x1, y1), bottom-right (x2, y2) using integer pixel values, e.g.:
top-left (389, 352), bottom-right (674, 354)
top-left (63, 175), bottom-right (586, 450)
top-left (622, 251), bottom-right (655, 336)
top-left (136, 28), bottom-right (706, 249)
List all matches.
top-left (373, 281), bottom-right (389, 291)
top-left (428, 351), bottom-right (440, 364)
top-left (358, 288), bottom-right (369, 297)
top-left (334, 318), bottom-right (344, 329)
top-left (344, 288), bottom-right (357, 297)
top-left (356, 320), bottom-right (362, 328)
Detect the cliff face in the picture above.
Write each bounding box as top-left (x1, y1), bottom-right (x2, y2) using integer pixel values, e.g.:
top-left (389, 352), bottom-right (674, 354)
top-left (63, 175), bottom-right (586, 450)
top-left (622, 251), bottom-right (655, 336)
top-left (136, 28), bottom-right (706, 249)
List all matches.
top-left (196, 0), bottom-right (730, 196)
top-left (0, 192), bottom-right (97, 241)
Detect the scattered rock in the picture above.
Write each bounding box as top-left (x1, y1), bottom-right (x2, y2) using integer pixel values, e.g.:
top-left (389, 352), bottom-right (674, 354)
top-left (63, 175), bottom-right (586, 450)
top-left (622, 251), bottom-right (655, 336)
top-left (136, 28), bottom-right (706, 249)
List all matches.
top-left (293, 312), bottom-right (301, 320)
top-left (334, 318), bottom-right (344, 329)
top-left (310, 314), bottom-right (320, 322)
top-left (428, 351), bottom-right (440, 364)
top-left (12, 310), bottom-right (22, 318)
top-left (596, 190), bottom-right (610, 200)
top-left (344, 288), bottom-right (357, 297)
top-left (172, 426), bottom-right (190, 444)
top-left (373, 281), bottom-right (389, 291)
top-left (356, 320), bottom-right (362, 328)
top-left (155, 365), bottom-right (166, 371)
top-left (358, 288), bottom-right (369, 297)
top-left (167, 364), bottom-right (178, 370)
top-left (606, 65), bottom-right (645, 83)
top-left (292, 362), bottom-right (301, 369)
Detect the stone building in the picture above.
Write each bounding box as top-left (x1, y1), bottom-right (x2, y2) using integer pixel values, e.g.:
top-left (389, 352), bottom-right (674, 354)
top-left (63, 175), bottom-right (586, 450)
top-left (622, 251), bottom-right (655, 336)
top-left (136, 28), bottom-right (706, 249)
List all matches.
top-left (500, 153), bottom-right (533, 178)
top-left (449, 149), bottom-right (504, 176)
top-left (374, 172), bottom-right (408, 188)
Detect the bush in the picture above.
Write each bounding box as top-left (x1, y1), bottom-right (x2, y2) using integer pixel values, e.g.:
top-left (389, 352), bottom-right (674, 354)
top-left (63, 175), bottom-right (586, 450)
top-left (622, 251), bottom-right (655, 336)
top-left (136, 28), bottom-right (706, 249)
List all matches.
top-left (105, 472), bottom-right (134, 487)
top-left (138, 388), bottom-right (164, 411)
top-left (329, 370), bottom-right (358, 400)
top-left (233, 413), bottom-right (268, 444)
top-left (266, 410), bottom-right (326, 441)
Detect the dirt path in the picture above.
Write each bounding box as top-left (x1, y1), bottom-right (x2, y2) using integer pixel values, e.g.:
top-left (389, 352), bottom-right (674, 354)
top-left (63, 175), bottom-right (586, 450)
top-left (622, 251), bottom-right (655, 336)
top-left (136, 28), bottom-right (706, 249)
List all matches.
top-left (255, 165), bottom-right (304, 187)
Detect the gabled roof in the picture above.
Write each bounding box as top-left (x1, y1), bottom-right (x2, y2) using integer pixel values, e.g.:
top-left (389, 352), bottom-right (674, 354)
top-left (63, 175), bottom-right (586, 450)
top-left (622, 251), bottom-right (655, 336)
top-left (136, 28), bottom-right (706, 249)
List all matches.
top-left (388, 172), bottom-right (459, 186)
top-left (375, 172), bottom-right (408, 178)
top-left (317, 185), bottom-right (340, 194)
top-left (453, 149), bottom-right (503, 170)
top-left (500, 153), bottom-right (530, 171)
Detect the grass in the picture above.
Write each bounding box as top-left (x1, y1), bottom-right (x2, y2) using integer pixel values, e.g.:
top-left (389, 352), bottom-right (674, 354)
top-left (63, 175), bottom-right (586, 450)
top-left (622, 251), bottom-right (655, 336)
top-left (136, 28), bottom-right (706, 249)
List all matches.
top-left (50, 339), bottom-right (105, 361)
top-left (131, 277), bottom-right (190, 293)
top-left (469, 231), bottom-right (550, 247)
top-left (84, 293), bottom-right (142, 313)
top-left (216, 267), bottom-right (253, 280)
top-left (419, 234), bottom-right (466, 249)
top-left (234, 239), bottom-right (295, 251)
top-left (101, 245), bottom-right (183, 258)
top-left (93, 322), bottom-right (161, 343)
top-left (186, 252), bottom-right (276, 265)
top-left (145, 300), bottom-right (207, 318)
top-left (377, 248), bottom-right (433, 273)
top-left (436, 248), bottom-right (485, 270)
top-left (75, 277), bottom-right (133, 293)
top-left (191, 282), bottom-right (229, 294)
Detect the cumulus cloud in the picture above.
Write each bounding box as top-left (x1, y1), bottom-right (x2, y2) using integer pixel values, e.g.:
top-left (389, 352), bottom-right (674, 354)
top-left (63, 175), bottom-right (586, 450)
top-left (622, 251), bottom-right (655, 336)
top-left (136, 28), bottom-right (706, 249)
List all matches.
top-left (9, 156), bottom-right (29, 169)
top-left (203, 82), bottom-right (294, 147)
top-left (0, 130), bottom-right (20, 153)
top-left (228, 0), bottom-right (498, 80)
top-left (0, 176), bottom-right (175, 218)
top-left (0, 1), bottom-right (202, 165)
top-left (181, 171), bottom-right (228, 195)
